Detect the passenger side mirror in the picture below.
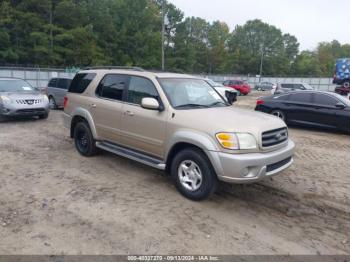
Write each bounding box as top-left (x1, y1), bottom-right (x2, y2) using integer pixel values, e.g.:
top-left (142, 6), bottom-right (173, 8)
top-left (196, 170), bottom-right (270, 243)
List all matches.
top-left (335, 102), bottom-right (345, 109)
top-left (141, 97), bottom-right (160, 110)
top-left (225, 90), bottom-right (237, 105)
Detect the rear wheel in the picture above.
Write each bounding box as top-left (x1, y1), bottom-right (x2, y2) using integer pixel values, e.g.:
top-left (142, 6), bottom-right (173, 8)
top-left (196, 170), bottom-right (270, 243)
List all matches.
top-left (49, 96), bottom-right (57, 109)
top-left (343, 80), bottom-right (350, 88)
top-left (171, 148), bottom-right (218, 201)
top-left (271, 109), bottom-right (286, 122)
top-left (74, 121), bottom-right (97, 157)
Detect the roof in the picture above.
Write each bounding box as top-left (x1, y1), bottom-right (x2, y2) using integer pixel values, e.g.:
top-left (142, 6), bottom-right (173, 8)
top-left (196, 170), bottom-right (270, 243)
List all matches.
top-left (78, 68), bottom-right (198, 79)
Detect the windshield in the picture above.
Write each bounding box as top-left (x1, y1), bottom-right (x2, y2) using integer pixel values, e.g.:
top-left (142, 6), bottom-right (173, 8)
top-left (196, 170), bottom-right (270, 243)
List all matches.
top-left (0, 79), bottom-right (34, 92)
top-left (206, 79), bottom-right (222, 87)
top-left (334, 93), bottom-right (350, 106)
top-left (158, 78), bottom-right (228, 109)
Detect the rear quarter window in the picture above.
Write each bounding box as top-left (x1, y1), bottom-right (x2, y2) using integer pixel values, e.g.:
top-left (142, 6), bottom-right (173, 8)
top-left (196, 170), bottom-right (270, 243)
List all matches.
top-left (68, 73), bottom-right (96, 94)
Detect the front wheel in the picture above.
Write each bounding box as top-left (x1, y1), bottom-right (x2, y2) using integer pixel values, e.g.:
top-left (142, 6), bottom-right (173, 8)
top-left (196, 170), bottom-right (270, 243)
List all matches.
top-left (49, 96), bottom-right (57, 109)
top-left (39, 112), bottom-right (49, 119)
top-left (343, 80), bottom-right (350, 88)
top-left (271, 109), bottom-right (286, 122)
top-left (171, 148), bottom-right (218, 201)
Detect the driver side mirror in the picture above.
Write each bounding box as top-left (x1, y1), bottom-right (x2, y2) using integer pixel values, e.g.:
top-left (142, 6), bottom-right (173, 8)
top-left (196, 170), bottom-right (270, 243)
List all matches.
top-left (141, 97), bottom-right (161, 110)
top-left (225, 90), bottom-right (237, 105)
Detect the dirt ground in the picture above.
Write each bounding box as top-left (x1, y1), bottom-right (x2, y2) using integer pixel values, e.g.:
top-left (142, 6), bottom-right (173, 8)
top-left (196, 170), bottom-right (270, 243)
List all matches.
top-left (0, 91), bottom-right (349, 255)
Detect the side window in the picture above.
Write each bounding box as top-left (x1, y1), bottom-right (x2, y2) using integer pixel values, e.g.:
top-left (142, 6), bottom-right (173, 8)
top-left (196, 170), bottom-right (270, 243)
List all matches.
top-left (223, 80), bottom-right (229, 85)
top-left (314, 94), bottom-right (338, 106)
top-left (127, 76), bottom-right (159, 105)
top-left (69, 73), bottom-right (96, 94)
top-left (289, 93), bottom-right (312, 103)
top-left (48, 78), bottom-right (57, 87)
top-left (96, 74), bottom-right (128, 101)
top-left (281, 84), bottom-right (293, 89)
top-left (293, 84), bottom-right (303, 90)
top-left (57, 79), bottom-right (71, 90)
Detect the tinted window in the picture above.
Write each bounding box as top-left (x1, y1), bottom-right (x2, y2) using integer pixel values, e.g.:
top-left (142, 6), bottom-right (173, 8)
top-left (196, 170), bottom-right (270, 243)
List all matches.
top-left (57, 78), bottom-right (71, 90)
top-left (281, 84), bottom-right (294, 89)
top-left (289, 93), bottom-right (312, 103)
top-left (69, 73), bottom-right (96, 93)
top-left (127, 77), bottom-right (158, 105)
top-left (293, 84), bottom-right (304, 90)
top-left (314, 94), bottom-right (338, 106)
top-left (96, 74), bottom-right (128, 101)
top-left (48, 78), bottom-right (57, 87)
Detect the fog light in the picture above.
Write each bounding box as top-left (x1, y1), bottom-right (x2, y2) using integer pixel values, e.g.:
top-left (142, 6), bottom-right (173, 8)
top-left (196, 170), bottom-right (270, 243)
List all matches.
top-left (242, 168), bottom-right (250, 177)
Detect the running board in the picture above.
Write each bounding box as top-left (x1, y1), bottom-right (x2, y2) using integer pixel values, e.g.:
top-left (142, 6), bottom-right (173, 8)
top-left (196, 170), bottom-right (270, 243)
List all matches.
top-left (96, 141), bottom-right (166, 170)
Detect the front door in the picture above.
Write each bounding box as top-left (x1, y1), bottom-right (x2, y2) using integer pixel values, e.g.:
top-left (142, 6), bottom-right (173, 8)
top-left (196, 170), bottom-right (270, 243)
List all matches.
top-left (120, 76), bottom-right (167, 158)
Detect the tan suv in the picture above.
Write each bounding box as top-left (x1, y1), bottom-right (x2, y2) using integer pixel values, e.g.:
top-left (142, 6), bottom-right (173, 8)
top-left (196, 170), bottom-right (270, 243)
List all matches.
top-left (63, 67), bottom-right (295, 200)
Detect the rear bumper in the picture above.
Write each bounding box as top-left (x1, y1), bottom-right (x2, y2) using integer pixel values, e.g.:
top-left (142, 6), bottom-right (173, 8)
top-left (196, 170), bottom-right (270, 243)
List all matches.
top-left (62, 112), bottom-right (72, 129)
top-left (207, 140), bottom-right (295, 184)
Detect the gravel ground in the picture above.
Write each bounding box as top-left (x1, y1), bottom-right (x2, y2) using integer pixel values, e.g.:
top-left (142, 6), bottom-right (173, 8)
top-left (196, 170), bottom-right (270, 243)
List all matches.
top-left (0, 92), bottom-right (349, 255)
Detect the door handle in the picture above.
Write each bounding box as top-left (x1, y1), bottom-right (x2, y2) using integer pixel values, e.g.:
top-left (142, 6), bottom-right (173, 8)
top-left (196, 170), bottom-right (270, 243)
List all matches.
top-left (125, 110), bottom-right (134, 116)
top-left (90, 103), bottom-right (97, 108)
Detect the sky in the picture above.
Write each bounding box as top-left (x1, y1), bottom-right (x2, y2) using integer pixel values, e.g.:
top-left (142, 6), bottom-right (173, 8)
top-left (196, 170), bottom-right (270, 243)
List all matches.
top-left (168, 0), bottom-right (350, 51)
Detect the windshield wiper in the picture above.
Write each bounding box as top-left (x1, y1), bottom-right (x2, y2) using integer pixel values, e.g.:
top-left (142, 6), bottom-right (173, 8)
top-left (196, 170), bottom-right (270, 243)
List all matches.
top-left (174, 104), bottom-right (210, 109)
top-left (208, 101), bottom-right (228, 107)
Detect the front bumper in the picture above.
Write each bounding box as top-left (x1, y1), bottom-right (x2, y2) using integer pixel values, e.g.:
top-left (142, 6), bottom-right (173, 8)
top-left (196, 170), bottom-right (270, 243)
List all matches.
top-left (0, 104), bottom-right (49, 117)
top-left (207, 140), bottom-right (295, 184)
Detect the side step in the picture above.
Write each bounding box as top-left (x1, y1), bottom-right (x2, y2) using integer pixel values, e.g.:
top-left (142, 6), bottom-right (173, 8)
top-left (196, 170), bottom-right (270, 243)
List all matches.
top-left (96, 141), bottom-right (166, 170)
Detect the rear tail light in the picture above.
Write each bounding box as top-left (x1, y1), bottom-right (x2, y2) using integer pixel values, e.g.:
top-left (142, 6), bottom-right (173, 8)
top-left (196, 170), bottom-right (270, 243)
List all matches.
top-left (63, 96), bottom-right (68, 109)
top-left (256, 99), bottom-right (264, 105)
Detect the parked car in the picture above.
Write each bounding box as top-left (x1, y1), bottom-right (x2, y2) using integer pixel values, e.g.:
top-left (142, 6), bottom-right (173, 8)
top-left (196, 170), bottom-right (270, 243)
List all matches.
top-left (47, 77), bottom-right (72, 109)
top-left (63, 67), bottom-right (294, 200)
top-left (273, 82), bottom-right (314, 94)
top-left (333, 58), bottom-right (350, 87)
top-left (205, 79), bottom-right (238, 104)
top-left (0, 78), bottom-right (49, 121)
top-left (255, 81), bottom-right (276, 91)
top-left (223, 80), bottom-right (251, 95)
top-left (255, 91), bottom-right (350, 132)
top-left (334, 85), bottom-right (350, 96)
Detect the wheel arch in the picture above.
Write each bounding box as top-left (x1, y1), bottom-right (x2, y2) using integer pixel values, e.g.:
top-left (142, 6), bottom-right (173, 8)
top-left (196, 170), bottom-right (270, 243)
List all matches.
top-left (69, 107), bottom-right (97, 139)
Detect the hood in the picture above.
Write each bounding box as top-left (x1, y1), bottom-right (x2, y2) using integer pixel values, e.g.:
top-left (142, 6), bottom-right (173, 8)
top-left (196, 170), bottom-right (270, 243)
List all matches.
top-left (0, 91), bottom-right (42, 99)
top-left (174, 106), bottom-right (286, 142)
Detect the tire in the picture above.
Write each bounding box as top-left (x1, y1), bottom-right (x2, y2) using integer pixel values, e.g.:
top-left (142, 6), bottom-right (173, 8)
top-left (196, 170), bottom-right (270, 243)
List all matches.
top-left (171, 148), bottom-right (218, 201)
top-left (271, 109), bottom-right (286, 122)
top-left (49, 96), bottom-right (57, 109)
top-left (73, 121), bottom-right (97, 157)
top-left (39, 112), bottom-right (49, 119)
top-left (257, 87), bottom-right (262, 91)
top-left (0, 114), bottom-right (5, 122)
top-left (343, 80), bottom-right (350, 88)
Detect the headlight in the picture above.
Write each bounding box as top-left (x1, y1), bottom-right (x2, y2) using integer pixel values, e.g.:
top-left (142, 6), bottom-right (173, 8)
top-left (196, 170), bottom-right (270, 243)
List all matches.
top-left (41, 95), bottom-right (49, 102)
top-left (0, 95), bottom-right (12, 104)
top-left (216, 132), bottom-right (257, 150)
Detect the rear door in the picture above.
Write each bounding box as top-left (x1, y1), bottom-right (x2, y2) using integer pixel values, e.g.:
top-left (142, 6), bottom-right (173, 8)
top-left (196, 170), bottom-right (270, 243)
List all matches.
top-left (48, 78), bottom-right (58, 98)
top-left (120, 76), bottom-right (167, 158)
top-left (285, 92), bottom-right (314, 124)
top-left (89, 74), bottom-right (129, 143)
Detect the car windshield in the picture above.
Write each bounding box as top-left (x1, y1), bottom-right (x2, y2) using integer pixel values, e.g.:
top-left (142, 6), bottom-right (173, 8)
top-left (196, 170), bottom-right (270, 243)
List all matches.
top-left (333, 93), bottom-right (350, 106)
top-left (0, 79), bottom-right (34, 92)
top-left (158, 78), bottom-right (228, 109)
top-left (206, 79), bottom-right (222, 87)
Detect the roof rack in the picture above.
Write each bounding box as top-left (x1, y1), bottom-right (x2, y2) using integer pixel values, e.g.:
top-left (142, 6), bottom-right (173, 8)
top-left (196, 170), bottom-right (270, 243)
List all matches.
top-left (82, 66), bottom-right (145, 71)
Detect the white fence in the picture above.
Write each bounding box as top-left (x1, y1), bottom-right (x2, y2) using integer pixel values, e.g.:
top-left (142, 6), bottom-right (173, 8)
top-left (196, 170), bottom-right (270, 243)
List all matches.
top-left (0, 67), bottom-right (336, 91)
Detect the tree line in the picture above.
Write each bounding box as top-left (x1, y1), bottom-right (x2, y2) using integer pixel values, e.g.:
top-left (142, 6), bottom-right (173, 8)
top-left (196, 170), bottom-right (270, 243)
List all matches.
top-left (0, 0), bottom-right (349, 77)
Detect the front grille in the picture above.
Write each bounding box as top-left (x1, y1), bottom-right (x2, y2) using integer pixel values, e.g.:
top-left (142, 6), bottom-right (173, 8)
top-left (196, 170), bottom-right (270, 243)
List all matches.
top-left (262, 127), bottom-right (288, 147)
top-left (266, 157), bottom-right (292, 173)
top-left (16, 99), bottom-right (43, 105)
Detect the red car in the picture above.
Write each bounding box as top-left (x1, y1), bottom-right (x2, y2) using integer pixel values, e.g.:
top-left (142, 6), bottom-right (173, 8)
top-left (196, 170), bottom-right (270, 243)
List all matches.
top-left (223, 80), bottom-right (251, 95)
top-left (335, 86), bottom-right (350, 96)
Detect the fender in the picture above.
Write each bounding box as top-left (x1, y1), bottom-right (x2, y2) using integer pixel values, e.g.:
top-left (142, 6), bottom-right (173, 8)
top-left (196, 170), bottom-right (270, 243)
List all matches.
top-left (70, 107), bottom-right (98, 139)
